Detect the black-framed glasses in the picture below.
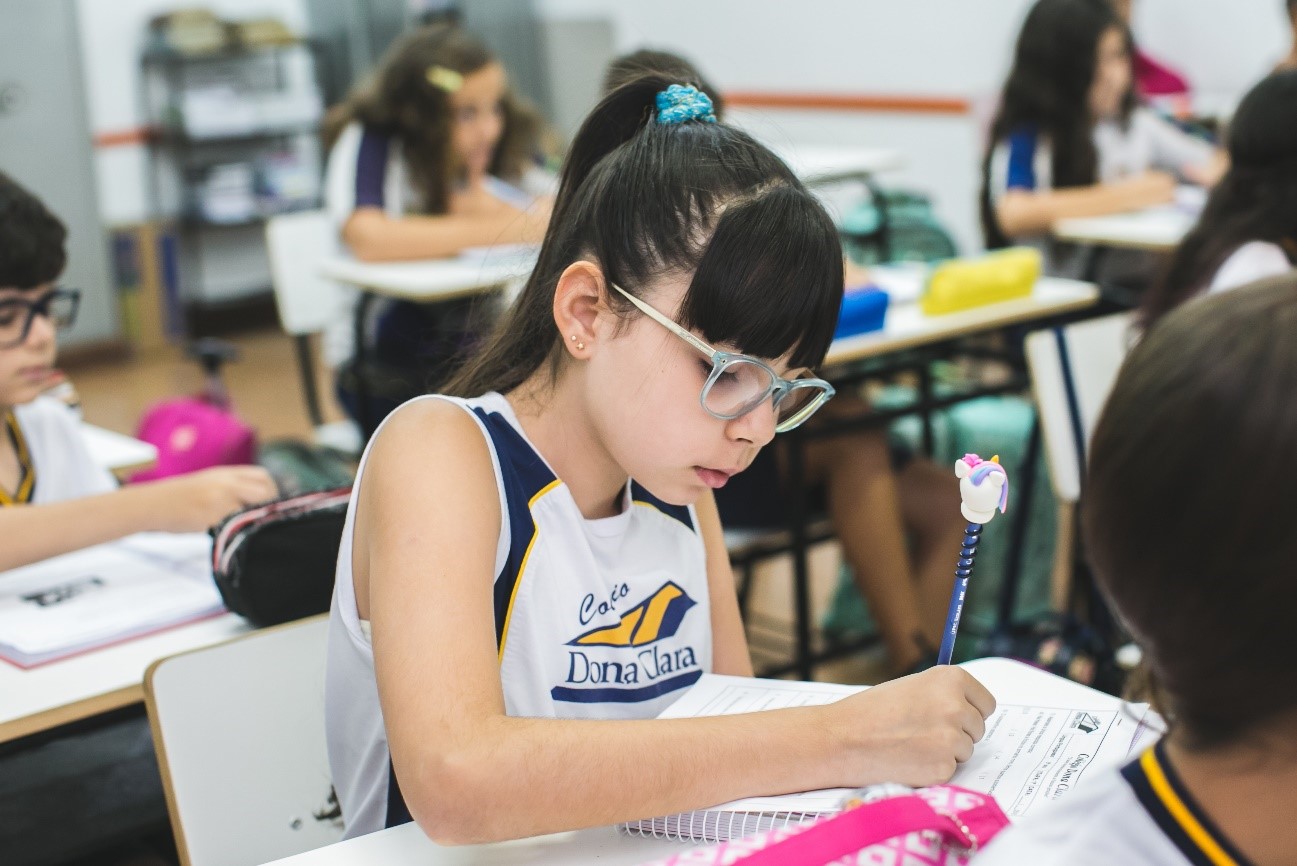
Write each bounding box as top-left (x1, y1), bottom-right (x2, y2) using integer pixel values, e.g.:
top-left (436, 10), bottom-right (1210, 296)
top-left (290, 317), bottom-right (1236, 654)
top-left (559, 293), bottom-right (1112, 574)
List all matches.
top-left (609, 282), bottom-right (835, 433)
top-left (0, 289), bottom-right (80, 349)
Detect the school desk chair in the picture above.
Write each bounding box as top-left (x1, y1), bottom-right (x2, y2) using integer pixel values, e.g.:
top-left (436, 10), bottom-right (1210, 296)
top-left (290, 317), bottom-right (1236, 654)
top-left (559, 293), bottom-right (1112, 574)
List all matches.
top-left (266, 211), bottom-right (363, 455)
top-left (144, 616), bottom-right (343, 866)
top-left (1024, 312), bottom-right (1133, 613)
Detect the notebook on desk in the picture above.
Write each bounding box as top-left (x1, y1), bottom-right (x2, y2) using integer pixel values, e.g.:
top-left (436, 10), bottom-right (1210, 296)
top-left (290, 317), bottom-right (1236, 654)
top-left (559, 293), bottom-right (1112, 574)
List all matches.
top-left (0, 532), bottom-right (224, 669)
top-left (621, 667), bottom-right (1160, 842)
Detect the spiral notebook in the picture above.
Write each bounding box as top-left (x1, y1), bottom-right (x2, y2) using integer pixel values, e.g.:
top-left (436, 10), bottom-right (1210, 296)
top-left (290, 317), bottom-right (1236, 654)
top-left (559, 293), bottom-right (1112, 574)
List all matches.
top-left (619, 664), bottom-right (1160, 843)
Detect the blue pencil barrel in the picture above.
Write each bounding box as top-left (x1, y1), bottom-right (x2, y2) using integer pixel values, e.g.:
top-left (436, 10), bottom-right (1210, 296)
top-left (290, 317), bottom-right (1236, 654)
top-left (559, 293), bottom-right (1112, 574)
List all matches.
top-left (937, 522), bottom-right (983, 664)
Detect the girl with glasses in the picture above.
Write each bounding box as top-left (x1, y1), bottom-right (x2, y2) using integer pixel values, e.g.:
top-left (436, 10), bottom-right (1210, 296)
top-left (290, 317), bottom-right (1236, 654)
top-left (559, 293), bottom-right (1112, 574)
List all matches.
top-left (325, 77), bottom-right (995, 843)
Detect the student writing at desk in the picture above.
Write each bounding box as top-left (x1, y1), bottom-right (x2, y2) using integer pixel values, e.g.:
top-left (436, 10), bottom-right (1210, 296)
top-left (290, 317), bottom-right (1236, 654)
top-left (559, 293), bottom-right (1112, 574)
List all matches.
top-left (981, 0), bottom-right (1225, 278)
top-left (605, 50), bottom-right (968, 676)
top-left (978, 276), bottom-right (1297, 866)
top-left (322, 23), bottom-right (554, 424)
top-left (0, 173), bottom-right (275, 865)
top-left (325, 77), bottom-right (995, 844)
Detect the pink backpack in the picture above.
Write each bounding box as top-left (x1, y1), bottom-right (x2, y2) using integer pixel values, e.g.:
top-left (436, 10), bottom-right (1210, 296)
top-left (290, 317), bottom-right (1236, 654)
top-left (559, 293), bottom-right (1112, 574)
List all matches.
top-left (131, 340), bottom-right (257, 482)
top-left (642, 785), bottom-right (1010, 866)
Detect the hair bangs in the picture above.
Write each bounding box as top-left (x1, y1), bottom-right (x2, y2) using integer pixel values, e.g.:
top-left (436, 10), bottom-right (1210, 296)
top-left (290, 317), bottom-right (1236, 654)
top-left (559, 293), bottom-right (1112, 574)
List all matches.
top-left (679, 184), bottom-right (843, 369)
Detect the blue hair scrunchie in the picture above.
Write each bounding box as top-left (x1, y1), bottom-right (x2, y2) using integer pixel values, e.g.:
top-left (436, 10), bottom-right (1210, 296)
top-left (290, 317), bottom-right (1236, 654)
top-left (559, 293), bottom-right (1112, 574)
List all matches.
top-left (655, 84), bottom-right (718, 125)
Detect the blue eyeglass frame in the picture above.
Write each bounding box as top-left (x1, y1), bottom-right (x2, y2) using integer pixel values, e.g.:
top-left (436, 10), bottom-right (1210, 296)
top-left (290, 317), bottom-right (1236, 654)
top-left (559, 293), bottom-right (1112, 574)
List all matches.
top-left (608, 282), bottom-right (835, 433)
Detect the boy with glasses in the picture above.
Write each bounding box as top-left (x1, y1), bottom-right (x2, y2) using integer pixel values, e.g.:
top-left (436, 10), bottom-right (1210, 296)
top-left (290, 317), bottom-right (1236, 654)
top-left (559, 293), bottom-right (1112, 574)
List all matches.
top-left (0, 172), bottom-right (276, 569)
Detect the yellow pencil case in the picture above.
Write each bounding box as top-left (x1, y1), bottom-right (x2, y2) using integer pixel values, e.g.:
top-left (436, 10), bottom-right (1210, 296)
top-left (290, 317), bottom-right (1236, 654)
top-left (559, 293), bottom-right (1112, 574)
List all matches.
top-left (920, 247), bottom-right (1042, 316)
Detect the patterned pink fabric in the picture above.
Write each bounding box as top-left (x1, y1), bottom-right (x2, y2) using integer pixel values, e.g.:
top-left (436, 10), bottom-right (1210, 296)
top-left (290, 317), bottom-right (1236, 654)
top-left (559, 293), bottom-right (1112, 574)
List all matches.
top-left (641, 786), bottom-right (1009, 866)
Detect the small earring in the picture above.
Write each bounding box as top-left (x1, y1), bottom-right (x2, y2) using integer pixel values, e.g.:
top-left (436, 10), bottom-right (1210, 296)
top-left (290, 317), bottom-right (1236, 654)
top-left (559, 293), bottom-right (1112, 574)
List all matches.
top-left (571, 334), bottom-right (585, 351)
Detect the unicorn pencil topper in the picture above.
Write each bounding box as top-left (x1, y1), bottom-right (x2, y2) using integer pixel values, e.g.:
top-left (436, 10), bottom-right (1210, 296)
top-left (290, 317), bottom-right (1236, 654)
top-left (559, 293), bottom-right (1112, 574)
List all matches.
top-left (955, 453), bottom-right (1009, 525)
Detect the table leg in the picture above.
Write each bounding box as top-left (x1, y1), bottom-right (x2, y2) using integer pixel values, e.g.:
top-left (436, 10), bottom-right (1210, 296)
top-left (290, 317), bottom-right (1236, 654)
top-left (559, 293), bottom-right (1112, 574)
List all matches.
top-left (786, 432), bottom-right (814, 681)
top-left (354, 291), bottom-right (376, 440)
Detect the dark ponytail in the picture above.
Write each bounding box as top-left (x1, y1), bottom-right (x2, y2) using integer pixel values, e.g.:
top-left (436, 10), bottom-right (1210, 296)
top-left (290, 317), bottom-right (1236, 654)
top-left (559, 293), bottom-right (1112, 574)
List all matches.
top-left (444, 75), bottom-right (843, 398)
top-left (1141, 70), bottom-right (1297, 329)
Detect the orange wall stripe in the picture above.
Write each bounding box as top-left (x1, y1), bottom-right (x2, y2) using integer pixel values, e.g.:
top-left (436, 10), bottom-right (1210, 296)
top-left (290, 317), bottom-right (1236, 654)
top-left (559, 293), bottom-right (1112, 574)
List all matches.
top-left (725, 91), bottom-right (971, 116)
top-left (93, 127), bottom-right (152, 147)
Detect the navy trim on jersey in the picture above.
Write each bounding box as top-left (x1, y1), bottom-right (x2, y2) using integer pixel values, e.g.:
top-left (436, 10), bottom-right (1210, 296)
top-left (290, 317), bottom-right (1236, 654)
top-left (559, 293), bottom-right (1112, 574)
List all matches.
top-left (384, 758), bottom-right (414, 829)
top-left (1005, 128), bottom-right (1039, 191)
top-left (551, 669), bottom-right (702, 704)
top-left (473, 408), bottom-right (559, 651)
top-left (629, 481), bottom-right (695, 533)
top-left (1121, 740), bottom-right (1254, 866)
top-left (355, 128), bottom-right (390, 209)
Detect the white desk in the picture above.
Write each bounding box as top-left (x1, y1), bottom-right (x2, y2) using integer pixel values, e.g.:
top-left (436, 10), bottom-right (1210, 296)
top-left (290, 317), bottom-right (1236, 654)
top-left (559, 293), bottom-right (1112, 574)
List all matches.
top-left (1053, 206), bottom-right (1195, 252)
top-left (81, 422), bottom-right (158, 475)
top-left (319, 246), bottom-right (538, 300)
top-left (772, 144), bottom-right (906, 186)
top-left (260, 658), bottom-right (1147, 866)
top-left (826, 276), bottom-right (1099, 368)
top-left (0, 612), bottom-right (250, 743)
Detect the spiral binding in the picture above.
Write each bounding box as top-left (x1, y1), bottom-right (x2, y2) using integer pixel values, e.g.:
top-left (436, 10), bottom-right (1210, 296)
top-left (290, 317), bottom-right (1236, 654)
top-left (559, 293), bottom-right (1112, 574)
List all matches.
top-left (620, 808), bottom-right (822, 842)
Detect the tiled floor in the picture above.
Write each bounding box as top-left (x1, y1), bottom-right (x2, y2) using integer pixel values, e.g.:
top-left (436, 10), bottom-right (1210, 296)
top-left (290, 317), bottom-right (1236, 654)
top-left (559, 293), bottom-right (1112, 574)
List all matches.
top-left (63, 330), bottom-right (345, 444)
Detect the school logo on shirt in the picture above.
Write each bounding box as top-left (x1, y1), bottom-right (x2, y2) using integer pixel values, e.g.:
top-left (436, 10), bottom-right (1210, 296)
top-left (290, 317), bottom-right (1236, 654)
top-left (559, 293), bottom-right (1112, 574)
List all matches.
top-left (551, 581), bottom-right (702, 704)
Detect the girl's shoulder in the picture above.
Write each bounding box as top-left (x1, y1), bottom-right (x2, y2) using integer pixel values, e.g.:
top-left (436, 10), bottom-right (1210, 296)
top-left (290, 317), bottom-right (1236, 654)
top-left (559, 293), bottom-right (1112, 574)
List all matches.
top-left (1209, 241), bottom-right (1293, 295)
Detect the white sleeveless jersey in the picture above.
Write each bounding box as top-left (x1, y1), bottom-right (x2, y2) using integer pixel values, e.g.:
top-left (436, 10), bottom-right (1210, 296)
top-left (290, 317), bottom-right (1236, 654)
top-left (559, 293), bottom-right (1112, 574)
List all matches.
top-left (325, 393), bottom-right (713, 838)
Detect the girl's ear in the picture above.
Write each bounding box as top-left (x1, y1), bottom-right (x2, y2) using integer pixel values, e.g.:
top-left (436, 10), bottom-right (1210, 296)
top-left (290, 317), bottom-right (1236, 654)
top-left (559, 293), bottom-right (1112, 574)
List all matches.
top-left (553, 260), bottom-right (606, 358)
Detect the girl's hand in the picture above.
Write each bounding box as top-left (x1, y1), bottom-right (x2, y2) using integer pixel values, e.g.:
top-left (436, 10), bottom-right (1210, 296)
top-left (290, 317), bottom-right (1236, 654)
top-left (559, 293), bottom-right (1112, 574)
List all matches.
top-left (819, 666), bottom-right (996, 788)
top-left (1115, 171), bottom-right (1177, 210)
top-left (143, 466), bottom-right (279, 532)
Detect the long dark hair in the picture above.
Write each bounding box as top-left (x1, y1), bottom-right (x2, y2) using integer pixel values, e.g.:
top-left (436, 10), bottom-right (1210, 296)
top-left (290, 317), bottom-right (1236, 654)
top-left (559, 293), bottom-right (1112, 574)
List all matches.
top-left (1141, 71), bottom-right (1297, 328)
top-left (980, 0), bottom-right (1135, 248)
top-left (322, 24), bottom-right (543, 214)
top-left (1084, 275), bottom-right (1297, 749)
top-left (445, 75), bottom-right (843, 398)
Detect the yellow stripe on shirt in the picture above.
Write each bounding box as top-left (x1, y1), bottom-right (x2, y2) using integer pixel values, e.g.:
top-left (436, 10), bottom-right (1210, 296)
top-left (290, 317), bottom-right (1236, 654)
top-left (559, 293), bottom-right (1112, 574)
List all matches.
top-left (1140, 748), bottom-right (1240, 866)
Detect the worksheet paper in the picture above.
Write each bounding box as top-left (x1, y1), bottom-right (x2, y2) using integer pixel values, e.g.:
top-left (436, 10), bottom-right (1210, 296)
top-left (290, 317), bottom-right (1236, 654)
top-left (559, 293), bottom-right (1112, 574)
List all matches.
top-left (652, 673), bottom-right (1155, 820)
top-left (0, 532), bottom-right (222, 668)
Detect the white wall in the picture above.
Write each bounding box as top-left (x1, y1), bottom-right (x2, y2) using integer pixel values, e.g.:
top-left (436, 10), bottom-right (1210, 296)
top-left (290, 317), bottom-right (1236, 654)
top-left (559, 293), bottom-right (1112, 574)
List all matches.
top-left (537, 0), bottom-right (1292, 252)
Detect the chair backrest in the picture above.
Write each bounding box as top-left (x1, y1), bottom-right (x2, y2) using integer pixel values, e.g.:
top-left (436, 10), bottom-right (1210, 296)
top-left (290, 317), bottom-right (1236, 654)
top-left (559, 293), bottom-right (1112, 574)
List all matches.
top-left (1025, 312), bottom-right (1134, 503)
top-left (145, 616), bottom-right (343, 866)
top-left (265, 210), bottom-right (345, 337)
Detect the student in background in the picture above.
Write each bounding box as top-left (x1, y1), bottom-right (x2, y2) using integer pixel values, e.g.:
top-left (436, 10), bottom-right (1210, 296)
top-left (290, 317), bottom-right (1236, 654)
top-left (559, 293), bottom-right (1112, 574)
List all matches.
top-left (1141, 71), bottom-right (1297, 328)
top-left (322, 23), bottom-right (554, 420)
top-left (0, 171), bottom-right (275, 573)
top-left (981, 0), bottom-right (1225, 273)
top-left (976, 276), bottom-right (1297, 865)
top-left (602, 49), bottom-right (966, 677)
top-left (325, 76), bottom-right (995, 843)
top-left (0, 171), bottom-right (275, 865)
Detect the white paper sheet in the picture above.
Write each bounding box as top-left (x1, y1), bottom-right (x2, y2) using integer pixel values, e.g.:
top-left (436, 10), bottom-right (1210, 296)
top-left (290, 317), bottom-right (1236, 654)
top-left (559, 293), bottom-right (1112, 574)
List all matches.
top-left (0, 533), bottom-right (222, 666)
top-left (651, 672), bottom-right (1154, 819)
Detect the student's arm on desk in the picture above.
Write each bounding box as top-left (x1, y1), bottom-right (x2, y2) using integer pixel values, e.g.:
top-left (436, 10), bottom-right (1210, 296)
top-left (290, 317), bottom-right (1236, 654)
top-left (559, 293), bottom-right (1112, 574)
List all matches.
top-left (342, 204), bottom-right (549, 262)
top-left (996, 170), bottom-right (1177, 237)
top-left (0, 466), bottom-right (277, 571)
top-left (358, 402), bottom-right (997, 845)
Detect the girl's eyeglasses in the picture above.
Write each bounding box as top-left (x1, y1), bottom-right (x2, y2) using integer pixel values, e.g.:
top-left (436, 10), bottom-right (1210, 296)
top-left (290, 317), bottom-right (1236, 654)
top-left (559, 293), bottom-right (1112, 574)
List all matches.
top-left (609, 283), bottom-right (835, 433)
top-left (0, 288), bottom-right (80, 349)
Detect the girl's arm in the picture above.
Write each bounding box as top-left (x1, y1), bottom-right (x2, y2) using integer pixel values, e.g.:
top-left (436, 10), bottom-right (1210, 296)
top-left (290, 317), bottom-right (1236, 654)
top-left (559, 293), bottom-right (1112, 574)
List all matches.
top-left (342, 204), bottom-right (549, 262)
top-left (995, 171), bottom-right (1177, 238)
top-left (0, 467), bottom-right (277, 571)
top-left (695, 490), bottom-right (754, 676)
top-left (357, 401), bottom-right (996, 845)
